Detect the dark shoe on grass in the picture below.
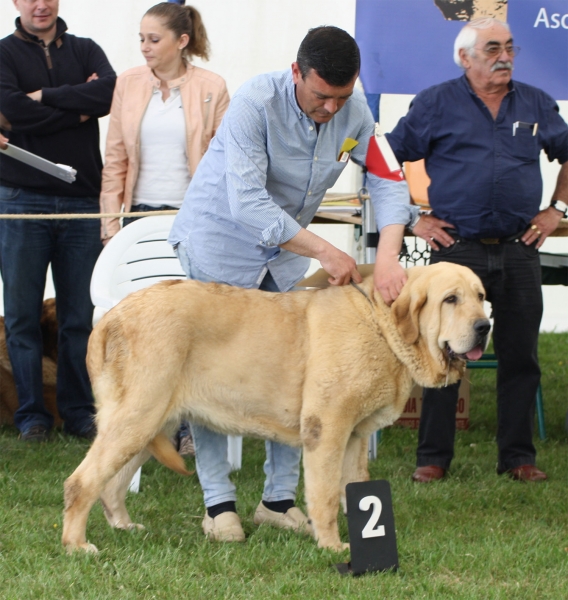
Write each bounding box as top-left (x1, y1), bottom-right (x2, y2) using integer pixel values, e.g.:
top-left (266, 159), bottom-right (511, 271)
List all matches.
top-left (412, 465), bottom-right (446, 483)
top-left (499, 464), bottom-right (548, 482)
top-left (66, 423), bottom-right (97, 441)
top-left (20, 425), bottom-right (49, 443)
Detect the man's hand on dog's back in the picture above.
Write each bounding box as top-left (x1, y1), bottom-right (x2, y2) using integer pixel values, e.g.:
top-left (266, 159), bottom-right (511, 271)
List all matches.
top-left (280, 227), bottom-right (362, 287)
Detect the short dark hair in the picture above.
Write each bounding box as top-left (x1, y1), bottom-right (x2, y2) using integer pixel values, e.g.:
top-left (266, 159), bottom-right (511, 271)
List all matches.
top-left (296, 26), bottom-right (360, 87)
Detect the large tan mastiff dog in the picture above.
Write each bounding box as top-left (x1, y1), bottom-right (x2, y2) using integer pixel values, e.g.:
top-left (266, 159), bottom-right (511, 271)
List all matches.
top-left (63, 262), bottom-right (489, 553)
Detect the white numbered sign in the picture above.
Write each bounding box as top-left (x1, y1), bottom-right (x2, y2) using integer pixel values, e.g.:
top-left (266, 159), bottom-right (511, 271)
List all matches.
top-left (359, 495), bottom-right (386, 538)
top-left (342, 480), bottom-right (399, 575)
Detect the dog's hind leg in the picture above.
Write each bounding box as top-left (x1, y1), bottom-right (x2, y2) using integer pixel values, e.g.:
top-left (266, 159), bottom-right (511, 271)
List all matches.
top-left (99, 429), bottom-right (193, 531)
top-left (99, 450), bottom-right (150, 531)
top-left (62, 400), bottom-right (177, 553)
top-left (63, 437), bottom-right (135, 553)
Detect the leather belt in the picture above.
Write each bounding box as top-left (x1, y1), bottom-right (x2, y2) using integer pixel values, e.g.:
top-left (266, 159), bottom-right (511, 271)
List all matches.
top-left (459, 232), bottom-right (523, 245)
top-left (479, 233), bottom-right (522, 244)
top-left (479, 237), bottom-right (517, 245)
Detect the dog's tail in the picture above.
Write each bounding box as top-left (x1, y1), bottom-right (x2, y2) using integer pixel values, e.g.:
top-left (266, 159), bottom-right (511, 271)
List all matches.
top-left (147, 432), bottom-right (194, 476)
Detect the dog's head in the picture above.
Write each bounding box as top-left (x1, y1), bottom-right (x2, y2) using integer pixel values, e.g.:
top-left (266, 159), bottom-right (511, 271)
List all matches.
top-left (391, 263), bottom-right (490, 380)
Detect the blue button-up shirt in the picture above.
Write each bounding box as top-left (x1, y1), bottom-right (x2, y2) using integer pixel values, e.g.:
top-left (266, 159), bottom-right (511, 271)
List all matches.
top-left (168, 69), bottom-right (414, 291)
top-left (386, 75), bottom-right (568, 239)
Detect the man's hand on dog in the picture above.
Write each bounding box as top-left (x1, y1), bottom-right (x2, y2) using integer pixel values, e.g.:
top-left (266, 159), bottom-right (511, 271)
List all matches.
top-left (281, 228), bottom-right (362, 287)
top-left (374, 255), bottom-right (406, 306)
top-left (320, 246), bottom-right (362, 286)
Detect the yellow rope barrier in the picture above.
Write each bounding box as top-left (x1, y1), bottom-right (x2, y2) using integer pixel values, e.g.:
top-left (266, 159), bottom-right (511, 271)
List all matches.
top-left (0, 201), bottom-right (565, 234)
top-left (0, 209), bottom-right (179, 219)
top-left (0, 194), bottom-right (371, 219)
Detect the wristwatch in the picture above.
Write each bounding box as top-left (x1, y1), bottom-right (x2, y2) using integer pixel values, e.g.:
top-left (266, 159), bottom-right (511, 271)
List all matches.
top-left (550, 200), bottom-right (568, 218)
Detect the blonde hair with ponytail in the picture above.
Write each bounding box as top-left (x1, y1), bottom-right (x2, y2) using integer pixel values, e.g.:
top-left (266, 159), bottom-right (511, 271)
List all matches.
top-left (145, 2), bottom-right (210, 61)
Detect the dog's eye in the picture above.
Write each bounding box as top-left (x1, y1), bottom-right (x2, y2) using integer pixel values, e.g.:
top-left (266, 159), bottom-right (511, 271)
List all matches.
top-left (478, 293), bottom-right (485, 302)
top-left (444, 295), bottom-right (457, 304)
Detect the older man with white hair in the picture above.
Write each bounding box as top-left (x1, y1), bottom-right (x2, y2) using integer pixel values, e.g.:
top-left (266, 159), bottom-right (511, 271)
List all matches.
top-left (387, 17), bottom-right (568, 483)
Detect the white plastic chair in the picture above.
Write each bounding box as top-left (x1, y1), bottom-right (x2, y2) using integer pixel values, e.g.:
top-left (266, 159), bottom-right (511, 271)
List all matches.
top-left (91, 215), bottom-right (185, 324)
top-left (90, 215), bottom-right (242, 491)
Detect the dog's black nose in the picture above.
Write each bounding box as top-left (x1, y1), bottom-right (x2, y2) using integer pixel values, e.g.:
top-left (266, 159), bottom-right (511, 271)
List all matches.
top-left (474, 319), bottom-right (491, 336)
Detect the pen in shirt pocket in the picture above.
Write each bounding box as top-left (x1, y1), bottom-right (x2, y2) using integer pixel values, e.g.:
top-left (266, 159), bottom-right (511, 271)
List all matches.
top-left (338, 137), bottom-right (358, 162)
top-left (513, 121), bottom-right (538, 136)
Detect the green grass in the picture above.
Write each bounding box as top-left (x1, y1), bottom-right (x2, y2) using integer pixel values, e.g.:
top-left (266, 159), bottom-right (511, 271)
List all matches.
top-left (0, 333), bottom-right (567, 600)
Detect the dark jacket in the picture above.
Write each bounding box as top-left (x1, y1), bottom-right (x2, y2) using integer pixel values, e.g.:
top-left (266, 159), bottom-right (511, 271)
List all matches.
top-left (0, 17), bottom-right (116, 197)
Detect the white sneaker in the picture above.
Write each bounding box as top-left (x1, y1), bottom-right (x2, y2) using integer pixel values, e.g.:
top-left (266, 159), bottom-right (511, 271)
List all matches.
top-left (202, 511), bottom-right (245, 542)
top-left (253, 502), bottom-right (314, 537)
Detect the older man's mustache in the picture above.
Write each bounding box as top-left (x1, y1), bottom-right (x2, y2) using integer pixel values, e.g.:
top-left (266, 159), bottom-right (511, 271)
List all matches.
top-left (491, 61), bottom-right (513, 72)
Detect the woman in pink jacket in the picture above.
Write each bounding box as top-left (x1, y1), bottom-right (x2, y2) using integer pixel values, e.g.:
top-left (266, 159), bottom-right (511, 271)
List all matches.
top-left (99, 2), bottom-right (229, 242)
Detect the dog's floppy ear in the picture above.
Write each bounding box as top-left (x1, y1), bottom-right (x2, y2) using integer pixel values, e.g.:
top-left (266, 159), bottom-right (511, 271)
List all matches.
top-left (391, 282), bottom-right (428, 344)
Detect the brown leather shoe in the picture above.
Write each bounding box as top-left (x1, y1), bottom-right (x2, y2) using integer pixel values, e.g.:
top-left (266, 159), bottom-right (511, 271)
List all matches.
top-left (412, 465), bottom-right (446, 483)
top-left (503, 464), bottom-right (548, 482)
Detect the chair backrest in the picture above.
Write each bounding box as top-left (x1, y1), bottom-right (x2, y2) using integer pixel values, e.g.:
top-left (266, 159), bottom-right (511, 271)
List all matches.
top-left (404, 159), bottom-right (431, 208)
top-left (90, 215), bottom-right (185, 313)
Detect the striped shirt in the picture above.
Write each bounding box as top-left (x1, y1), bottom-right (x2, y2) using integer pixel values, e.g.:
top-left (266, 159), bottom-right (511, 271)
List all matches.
top-left (168, 69), bottom-right (414, 291)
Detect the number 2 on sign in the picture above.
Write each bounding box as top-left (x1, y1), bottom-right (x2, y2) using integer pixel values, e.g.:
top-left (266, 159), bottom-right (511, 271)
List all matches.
top-left (359, 495), bottom-right (386, 538)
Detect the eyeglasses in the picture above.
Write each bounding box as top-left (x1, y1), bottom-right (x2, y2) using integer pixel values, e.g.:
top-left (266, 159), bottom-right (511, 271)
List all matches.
top-left (480, 44), bottom-right (520, 58)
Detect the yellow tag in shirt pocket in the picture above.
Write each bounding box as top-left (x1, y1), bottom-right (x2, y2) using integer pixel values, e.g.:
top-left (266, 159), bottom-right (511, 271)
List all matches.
top-left (338, 138), bottom-right (358, 162)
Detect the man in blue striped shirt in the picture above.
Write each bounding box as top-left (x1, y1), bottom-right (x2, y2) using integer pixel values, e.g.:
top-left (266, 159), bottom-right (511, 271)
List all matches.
top-left (169, 26), bottom-right (416, 543)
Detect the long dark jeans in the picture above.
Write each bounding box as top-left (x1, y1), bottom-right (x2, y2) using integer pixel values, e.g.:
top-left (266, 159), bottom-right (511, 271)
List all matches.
top-left (416, 237), bottom-right (542, 472)
top-left (0, 186), bottom-right (102, 435)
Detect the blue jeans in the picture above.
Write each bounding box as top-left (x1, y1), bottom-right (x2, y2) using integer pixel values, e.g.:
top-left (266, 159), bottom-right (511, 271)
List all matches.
top-left (175, 243), bottom-right (302, 507)
top-left (417, 237), bottom-right (542, 472)
top-left (0, 186), bottom-right (102, 434)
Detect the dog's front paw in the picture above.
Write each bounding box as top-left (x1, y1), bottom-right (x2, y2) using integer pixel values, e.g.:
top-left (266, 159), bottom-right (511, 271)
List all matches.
top-left (318, 539), bottom-right (350, 552)
top-left (65, 542), bottom-right (99, 554)
top-left (112, 520), bottom-right (145, 531)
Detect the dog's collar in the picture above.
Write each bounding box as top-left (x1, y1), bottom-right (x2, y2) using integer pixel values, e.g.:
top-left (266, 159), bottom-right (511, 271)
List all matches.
top-left (350, 280), bottom-right (374, 307)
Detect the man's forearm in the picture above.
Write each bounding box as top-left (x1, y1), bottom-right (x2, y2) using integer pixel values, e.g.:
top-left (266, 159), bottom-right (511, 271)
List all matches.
top-left (377, 223), bottom-right (405, 260)
top-left (41, 76), bottom-right (115, 117)
top-left (373, 223), bottom-right (408, 305)
top-left (280, 228), bottom-right (362, 286)
top-left (551, 161), bottom-right (568, 203)
top-left (1, 80), bottom-right (81, 135)
top-left (280, 227), bottom-right (329, 260)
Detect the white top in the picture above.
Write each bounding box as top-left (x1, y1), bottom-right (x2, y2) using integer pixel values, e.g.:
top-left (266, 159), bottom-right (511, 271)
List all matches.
top-left (132, 87), bottom-right (191, 208)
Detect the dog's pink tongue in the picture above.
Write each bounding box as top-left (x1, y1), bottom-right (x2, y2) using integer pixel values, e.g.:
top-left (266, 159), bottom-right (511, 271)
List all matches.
top-left (466, 346), bottom-right (484, 361)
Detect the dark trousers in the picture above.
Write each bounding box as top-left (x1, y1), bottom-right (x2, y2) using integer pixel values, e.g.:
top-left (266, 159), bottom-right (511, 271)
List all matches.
top-left (0, 186), bottom-right (102, 434)
top-left (122, 203), bottom-right (178, 228)
top-left (417, 237), bottom-right (542, 472)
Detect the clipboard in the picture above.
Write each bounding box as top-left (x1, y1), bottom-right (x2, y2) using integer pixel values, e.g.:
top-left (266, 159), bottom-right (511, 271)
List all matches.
top-left (0, 143), bottom-right (77, 183)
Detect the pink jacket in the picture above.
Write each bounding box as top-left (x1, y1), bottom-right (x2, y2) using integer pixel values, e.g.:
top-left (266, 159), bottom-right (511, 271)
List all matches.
top-left (100, 63), bottom-right (230, 239)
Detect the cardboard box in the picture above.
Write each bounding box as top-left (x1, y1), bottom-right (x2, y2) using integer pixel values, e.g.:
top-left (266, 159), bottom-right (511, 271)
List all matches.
top-left (395, 376), bottom-right (470, 430)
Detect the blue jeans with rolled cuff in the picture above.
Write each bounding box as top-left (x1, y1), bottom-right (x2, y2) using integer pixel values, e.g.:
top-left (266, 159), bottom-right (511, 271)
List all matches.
top-left (0, 186), bottom-right (102, 435)
top-left (175, 243), bottom-right (302, 507)
top-left (416, 236), bottom-right (542, 473)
